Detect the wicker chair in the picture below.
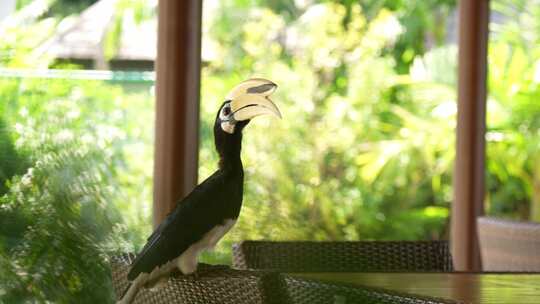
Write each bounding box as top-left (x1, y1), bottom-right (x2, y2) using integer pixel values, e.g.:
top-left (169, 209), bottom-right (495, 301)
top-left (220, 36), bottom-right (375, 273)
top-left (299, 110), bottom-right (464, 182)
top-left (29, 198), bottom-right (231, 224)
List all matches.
top-left (110, 253), bottom-right (288, 304)
top-left (232, 240), bottom-right (454, 272)
top-left (110, 254), bottom-right (452, 304)
top-left (477, 216), bottom-right (540, 271)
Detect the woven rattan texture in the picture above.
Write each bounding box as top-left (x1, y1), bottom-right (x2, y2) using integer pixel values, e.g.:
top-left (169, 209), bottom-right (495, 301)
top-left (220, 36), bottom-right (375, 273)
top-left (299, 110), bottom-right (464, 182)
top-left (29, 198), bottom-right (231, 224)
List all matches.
top-left (477, 216), bottom-right (540, 271)
top-left (233, 241), bottom-right (454, 272)
top-left (282, 276), bottom-right (458, 304)
top-left (110, 253), bottom-right (287, 304)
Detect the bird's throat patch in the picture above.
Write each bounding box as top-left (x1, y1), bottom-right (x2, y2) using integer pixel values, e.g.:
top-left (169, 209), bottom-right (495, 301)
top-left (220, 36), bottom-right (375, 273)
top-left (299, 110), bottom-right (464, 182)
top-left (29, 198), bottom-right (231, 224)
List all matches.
top-left (221, 121), bottom-right (235, 134)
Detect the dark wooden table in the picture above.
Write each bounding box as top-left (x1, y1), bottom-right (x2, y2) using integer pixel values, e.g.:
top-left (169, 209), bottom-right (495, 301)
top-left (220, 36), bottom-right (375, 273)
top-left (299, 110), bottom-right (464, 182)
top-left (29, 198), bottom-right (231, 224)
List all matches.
top-left (289, 272), bottom-right (540, 304)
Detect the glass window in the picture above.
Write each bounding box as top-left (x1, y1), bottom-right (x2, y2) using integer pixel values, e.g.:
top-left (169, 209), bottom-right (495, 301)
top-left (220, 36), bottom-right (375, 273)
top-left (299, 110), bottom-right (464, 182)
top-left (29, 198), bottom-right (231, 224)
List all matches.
top-left (486, 0), bottom-right (540, 220)
top-left (0, 1), bottom-right (155, 301)
top-left (200, 0), bottom-right (458, 263)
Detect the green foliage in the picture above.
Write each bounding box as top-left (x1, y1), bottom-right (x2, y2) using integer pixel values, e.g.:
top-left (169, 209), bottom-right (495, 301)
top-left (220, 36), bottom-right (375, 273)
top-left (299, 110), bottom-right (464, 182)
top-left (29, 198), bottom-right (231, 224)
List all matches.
top-left (0, 145), bottom-right (118, 302)
top-left (0, 76), bottom-right (154, 302)
top-left (379, 0), bottom-right (456, 73)
top-left (46, 0), bottom-right (98, 18)
top-left (0, 117), bottom-right (28, 195)
top-left (16, 0), bottom-right (98, 18)
top-left (1, 3), bottom-right (155, 301)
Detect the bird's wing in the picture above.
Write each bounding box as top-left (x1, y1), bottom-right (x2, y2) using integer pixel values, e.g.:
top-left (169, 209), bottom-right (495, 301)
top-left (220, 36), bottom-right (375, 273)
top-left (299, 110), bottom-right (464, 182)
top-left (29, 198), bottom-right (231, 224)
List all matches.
top-left (127, 171), bottom-right (226, 281)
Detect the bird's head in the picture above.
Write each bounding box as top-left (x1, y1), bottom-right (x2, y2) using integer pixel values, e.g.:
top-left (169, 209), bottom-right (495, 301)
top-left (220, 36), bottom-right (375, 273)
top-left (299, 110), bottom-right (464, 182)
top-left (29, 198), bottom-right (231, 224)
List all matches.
top-left (216, 78), bottom-right (281, 134)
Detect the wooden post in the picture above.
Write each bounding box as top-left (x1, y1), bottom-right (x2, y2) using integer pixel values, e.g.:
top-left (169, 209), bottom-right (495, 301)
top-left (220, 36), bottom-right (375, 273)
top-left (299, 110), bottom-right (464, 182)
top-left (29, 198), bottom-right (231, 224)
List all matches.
top-left (153, 0), bottom-right (202, 228)
top-left (451, 0), bottom-right (490, 271)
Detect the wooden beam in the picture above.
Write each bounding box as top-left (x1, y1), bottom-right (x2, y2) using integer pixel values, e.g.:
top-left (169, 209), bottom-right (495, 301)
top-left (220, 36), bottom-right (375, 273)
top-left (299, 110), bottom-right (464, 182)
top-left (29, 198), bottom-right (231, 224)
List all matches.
top-left (153, 0), bottom-right (202, 228)
top-left (451, 0), bottom-right (490, 271)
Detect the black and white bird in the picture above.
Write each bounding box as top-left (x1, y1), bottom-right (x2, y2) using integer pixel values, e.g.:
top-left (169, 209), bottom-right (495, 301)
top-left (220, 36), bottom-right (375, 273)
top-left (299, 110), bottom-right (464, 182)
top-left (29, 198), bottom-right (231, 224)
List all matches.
top-left (118, 78), bottom-right (281, 304)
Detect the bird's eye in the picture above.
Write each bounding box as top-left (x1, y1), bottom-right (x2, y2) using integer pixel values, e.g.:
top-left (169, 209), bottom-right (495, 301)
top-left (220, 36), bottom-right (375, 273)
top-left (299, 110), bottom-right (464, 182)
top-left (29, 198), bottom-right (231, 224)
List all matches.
top-left (223, 106), bottom-right (231, 116)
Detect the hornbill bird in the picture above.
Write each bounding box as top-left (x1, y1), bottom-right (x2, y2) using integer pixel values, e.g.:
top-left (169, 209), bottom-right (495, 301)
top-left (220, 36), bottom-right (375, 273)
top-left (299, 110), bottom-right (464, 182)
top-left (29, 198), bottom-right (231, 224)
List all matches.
top-left (117, 79), bottom-right (281, 304)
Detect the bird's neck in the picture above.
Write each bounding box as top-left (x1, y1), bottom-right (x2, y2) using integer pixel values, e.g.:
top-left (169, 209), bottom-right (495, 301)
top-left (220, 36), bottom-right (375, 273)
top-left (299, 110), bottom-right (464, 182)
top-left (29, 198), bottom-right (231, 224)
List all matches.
top-left (218, 133), bottom-right (243, 172)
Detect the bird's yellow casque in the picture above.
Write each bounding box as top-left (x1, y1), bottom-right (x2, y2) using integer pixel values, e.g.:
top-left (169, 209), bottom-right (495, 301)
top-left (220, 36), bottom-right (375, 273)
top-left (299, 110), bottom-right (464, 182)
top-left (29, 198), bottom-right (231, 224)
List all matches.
top-left (220, 78), bottom-right (281, 134)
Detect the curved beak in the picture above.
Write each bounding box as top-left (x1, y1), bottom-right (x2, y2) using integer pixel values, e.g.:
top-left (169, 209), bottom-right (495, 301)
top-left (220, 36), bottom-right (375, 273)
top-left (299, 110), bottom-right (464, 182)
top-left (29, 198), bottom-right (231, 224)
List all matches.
top-left (227, 79), bottom-right (281, 121)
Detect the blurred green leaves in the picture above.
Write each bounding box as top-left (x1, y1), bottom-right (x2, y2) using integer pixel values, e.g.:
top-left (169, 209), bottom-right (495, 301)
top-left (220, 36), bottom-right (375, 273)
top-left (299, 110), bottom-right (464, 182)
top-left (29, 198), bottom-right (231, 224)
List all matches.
top-left (485, 0), bottom-right (540, 220)
top-left (0, 118), bottom-right (28, 196)
top-left (0, 75), bottom-right (154, 302)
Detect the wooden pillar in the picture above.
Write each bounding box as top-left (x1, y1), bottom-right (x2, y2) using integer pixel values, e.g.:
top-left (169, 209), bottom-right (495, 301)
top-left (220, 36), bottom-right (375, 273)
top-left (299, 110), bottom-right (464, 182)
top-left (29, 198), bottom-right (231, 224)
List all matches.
top-left (153, 0), bottom-right (202, 228)
top-left (451, 0), bottom-right (490, 271)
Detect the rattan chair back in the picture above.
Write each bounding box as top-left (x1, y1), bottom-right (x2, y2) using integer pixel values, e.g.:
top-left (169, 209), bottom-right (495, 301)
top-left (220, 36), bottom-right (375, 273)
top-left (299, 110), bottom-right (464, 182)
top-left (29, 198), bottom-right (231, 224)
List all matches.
top-left (477, 216), bottom-right (540, 271)
top-left (233, 240), bottom-right (453, 272)
top-left (110, 253), bottom-right (287, 304)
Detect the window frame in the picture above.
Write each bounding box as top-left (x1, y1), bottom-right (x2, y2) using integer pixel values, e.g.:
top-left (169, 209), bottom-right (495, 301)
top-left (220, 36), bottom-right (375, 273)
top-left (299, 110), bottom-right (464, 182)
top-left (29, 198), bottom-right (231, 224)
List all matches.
top-left (153, 0), bottom-right (490, 271)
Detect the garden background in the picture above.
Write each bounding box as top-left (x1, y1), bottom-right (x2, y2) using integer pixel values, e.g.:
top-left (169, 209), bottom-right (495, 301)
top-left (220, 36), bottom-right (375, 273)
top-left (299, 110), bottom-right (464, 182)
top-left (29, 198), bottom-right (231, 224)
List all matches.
top-left (1, 0), bottom-right (539, 302)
